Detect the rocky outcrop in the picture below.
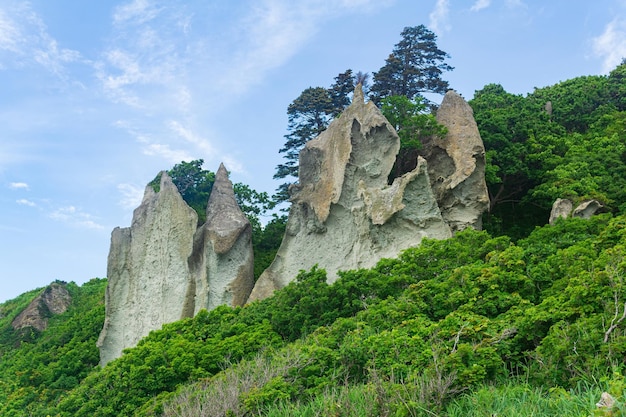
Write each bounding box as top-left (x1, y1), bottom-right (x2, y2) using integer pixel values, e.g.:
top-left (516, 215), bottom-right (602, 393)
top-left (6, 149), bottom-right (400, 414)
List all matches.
top-left (190, 164), bottom-right (255, 313)
top-left (549, 198), bottom-right (574, 224)
top-left (573, 200), bottom-right (603, 219)
top-left (419, 90), bottom-right (490, 231)
top-left (98, 167), bottom-right (255, 366)
top-left (98, 172), bottom-right (198, 365)
top-left (549, 198), bottom-right (604, 224)
top-left (248, 85), bottom-right (464, 301)
top-left (12, 282), bottom-right (71, 331)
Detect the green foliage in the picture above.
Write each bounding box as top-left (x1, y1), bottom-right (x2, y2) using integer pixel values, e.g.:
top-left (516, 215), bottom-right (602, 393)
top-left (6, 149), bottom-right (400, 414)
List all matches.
top-left (149, 159), bottom-right (281, 278)
top-left (274, 71), bottom-right (355, 203)
top-left (471, 67), bottom-right (626, 238)
top-left (252, 214), bottom-right (287, 278)
top-left (381, 95), bottom-right (448, 179)
top-left (58, 307), bottom-right (284, 416)
top-left (370, 25), bottom-right (453, 103)
top-left (149, 159), bottom-right (215, 224)
top-left (0, 279), bottom-right (107, 417)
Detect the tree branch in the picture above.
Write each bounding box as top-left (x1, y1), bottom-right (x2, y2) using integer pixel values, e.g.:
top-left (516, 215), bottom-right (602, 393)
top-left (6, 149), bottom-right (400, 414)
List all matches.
top-left (604, 301), bottom-right (626, 343)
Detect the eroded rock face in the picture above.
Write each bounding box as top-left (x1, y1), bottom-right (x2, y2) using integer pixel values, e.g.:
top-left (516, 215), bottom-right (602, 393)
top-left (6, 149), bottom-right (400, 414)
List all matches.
top-left (190, 164), bottom-right (255, 313)
top-left (419, 90), bottom-right (490, 231)
top-left (98, 172), bottom-right (198, 366)
top-left (99, 166), bottom-right (255, 365)
top-left (12, 282), bottom-right (71, 331)
top-left (573, 200), bottom-right (603, 219)
top-left (248, 86), bottom-right (453, 301)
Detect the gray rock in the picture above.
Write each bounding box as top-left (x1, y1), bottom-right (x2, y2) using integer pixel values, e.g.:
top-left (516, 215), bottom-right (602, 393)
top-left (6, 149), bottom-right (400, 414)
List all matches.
top-left (248, 85), bottom-right (452, 302)
top-left (573, 199), bottom-right (603, 219)
top-left (98, 165), bottom-right (255, 365)
top-left (11, 282), bottom-right (71, 331)
top-left (420, 90), bottom-right (490, 231)
top-left (549, 198), bottom-right (603, 224)
top-left (190, 163), bottom-right (254, 312)
top-left (97, 172), bottom-right (198, 366)
top-left (549, 198), bottom-right (573, 224)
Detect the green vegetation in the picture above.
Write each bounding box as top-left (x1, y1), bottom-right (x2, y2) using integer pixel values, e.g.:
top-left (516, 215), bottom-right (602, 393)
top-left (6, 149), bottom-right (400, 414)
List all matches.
top-left (0, 279), bottom-right (106, 417)
top-left (148, 159), bottom-right (281, 277)
top-left (2, 28), bottom-right (626, 417)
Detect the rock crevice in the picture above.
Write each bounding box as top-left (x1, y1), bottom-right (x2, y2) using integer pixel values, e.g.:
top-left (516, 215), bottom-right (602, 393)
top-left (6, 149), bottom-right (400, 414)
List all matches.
top-left (248, 86), bottom-right (488, 302)
top-left (98, 167), bottom-right (254, 366)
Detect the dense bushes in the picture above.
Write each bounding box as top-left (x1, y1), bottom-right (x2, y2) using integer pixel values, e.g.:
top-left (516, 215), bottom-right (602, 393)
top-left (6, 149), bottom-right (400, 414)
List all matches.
top-left (1, 214), bottom-right (626, 416)
top-left (0, 279), bottom-right (106, 417)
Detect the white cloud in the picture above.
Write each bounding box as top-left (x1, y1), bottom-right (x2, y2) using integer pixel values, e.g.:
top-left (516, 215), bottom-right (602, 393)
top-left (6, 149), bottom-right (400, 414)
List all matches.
top-left (49, 205), bottom-right (104, 230)
top-left (0, 2), bottom-right (81, 79)
top-left (0, 8), bottom-right (21, 53)
top-left (113, 0), bottom-right (163, 25)
top-left (471, 0), bottom-right (491, 12)
top-left (593, 18), bottom-right (626, 74)
top-left (167, 120), bottom-right (215, 156)
top-left (143, 143), bottom-right (193, 163)
top-left (9, 182), bottom-right (29, 190)
top-left (216, 0), bottom-right (390, 95)
top-left (117, 183), bottom-right (144, 210)
top-left (16, 198), bottom-right (35, 207)
top-left (429, 0), bottom-right (451, 35)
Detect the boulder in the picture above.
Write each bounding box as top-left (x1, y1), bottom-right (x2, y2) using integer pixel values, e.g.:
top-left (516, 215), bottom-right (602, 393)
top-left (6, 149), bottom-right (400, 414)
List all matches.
top-left (419, 90), bottom-right (490, 231)
top-left (573, 199), bottom-right (603, 219)
top-left (190, 163), bottom-right (255, 313)
top-left (248, 85), bottom-right (452, 301)
top-left (549, 198), bottom-right (573, 224)
top-left (549, 198), bottom-right (603, 224)
top-left (97, 172), bottom-right (198, 366)
top-left (11, 282), bottom-right (71, 331)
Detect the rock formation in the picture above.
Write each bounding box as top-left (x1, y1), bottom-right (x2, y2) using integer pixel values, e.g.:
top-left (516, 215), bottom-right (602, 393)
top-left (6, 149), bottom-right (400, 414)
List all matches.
top-left (189, 164), bottom-right (255, 313)
top-left (12, 282), bottom-right (71, 331)
top-left (98, 172), bottom-right (198, 365)
top-left (549, 198), bottom-right (574, 224)
top-left (249, 86), bottom-right (488, 302)
top-left (419, 90), bottom-right (490, 231)
top-left (549, 198), bottom-right (604, 224)
top-left (98, 167), bottom-right (254, 365)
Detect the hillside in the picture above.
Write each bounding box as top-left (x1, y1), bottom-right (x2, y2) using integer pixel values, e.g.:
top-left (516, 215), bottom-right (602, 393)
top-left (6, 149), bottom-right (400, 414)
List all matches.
top-left (1, 66), bottom-right (626, 416)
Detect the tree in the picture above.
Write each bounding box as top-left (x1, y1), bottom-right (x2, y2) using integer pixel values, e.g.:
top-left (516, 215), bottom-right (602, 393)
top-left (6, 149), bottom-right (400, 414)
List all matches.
top-left (149, 160), bottom-right (215, 224)
top-left (370, 25), bottom-right (453, 104)
top-left (273, 70), bottom-right (355, 203)
top-left (380, 95), bottom-right (447, 179)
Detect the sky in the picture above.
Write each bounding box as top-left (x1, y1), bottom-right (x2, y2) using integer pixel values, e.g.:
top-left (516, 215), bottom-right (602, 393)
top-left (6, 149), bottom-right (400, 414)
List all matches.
top-left (1, 0), bottom-right (625, 303)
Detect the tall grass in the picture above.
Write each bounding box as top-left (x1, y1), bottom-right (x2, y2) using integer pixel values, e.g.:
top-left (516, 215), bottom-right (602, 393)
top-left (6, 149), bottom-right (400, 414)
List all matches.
top-left (446, 381), bottom-right (604, 417)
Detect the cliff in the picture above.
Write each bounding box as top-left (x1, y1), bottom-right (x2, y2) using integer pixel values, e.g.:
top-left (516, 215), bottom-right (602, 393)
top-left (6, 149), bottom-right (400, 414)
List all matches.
top-left (248, 87), bottom-right (489, 301)
top-left (98, 167), bottom-right (254, 365)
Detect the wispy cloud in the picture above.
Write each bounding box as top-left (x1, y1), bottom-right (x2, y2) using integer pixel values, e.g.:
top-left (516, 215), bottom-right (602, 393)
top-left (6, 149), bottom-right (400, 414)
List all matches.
top-left (593, 17), bottom-right (626, 74)
top-left (0, 2), bottom-right (81, 79)
top-left (167, 120), bottom-right (215, 156)
top-left (98, 0), bottom-right (392, 172)
top-left (429, 0), bottom-right (450, 35)
top-left (117, 183), bottom-right (145, 210)
top-left (16, 198), bottom-right (35, 207)
top-left (113, 0), bottom-right (164, 25)
top-left (49, 205), bottom-right (105, 230)
top-left (471, 0), bottom-right (491, 12)
top-left (9, 182), bottom-right (29, 190)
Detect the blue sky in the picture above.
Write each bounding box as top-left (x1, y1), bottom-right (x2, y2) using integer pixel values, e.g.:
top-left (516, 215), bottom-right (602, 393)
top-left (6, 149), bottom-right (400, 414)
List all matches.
top-left (1, 0), bottom-right (625, 302)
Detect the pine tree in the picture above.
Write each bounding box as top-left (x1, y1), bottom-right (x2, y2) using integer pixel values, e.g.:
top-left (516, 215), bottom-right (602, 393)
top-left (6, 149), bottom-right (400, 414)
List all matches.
top-left (370, 25), bottom-right (453, 104)
top-left (273, 70), bottom-right (355, 203)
